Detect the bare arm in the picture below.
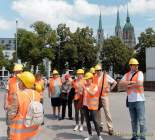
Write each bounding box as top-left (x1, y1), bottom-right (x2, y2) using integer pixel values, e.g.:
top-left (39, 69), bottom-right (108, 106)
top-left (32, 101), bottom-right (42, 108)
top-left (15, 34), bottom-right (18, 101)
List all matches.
top-left (85, 85), bottom-right (98, 96)
top-left (110, 81), bottom-right (117, 91)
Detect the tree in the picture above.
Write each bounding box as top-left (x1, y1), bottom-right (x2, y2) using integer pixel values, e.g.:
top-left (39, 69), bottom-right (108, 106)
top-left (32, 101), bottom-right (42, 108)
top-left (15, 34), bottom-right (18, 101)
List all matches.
top-left (72, 27), bottom-right (98, 69)
top-left (17, 21), bottom-right (57, 73)
top-left (101, 36), bottom-right (134, 75)
top-left (136, 28), bottom-right (155, 72)
top-left (0, 44), bottom-right (6, 68)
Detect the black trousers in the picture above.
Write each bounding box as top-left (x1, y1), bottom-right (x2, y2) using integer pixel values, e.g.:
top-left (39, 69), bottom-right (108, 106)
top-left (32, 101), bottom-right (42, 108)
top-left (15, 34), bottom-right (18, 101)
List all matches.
top-left (83, 106), bottom-right (101, 136)
top-left (61, 95), bottom-right (73, 118)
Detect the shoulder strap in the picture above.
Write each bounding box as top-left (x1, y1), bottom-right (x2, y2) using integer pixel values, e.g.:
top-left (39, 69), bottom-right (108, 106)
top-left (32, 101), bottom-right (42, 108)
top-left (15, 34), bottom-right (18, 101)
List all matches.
top-left (99, 72), bottom-right (105, 98)
top-left (130, 71), bottom-right (139, 81)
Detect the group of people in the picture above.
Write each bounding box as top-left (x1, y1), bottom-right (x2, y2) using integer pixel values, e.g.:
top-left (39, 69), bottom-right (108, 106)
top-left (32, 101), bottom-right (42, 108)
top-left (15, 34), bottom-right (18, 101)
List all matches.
top-left (3, 57), bottom-right (146, 140)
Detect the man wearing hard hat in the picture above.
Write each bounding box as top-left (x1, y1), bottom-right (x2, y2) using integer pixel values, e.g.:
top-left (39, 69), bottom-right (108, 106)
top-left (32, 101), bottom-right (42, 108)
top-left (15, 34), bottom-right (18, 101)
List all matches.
top-left (94, 64), bottom-right (117, 135)
top-left (4, 63), bottom-right (23, 140)
top-left (119, 58), bottom-right (146, 140)
top-left (48, 70), bottom-right (62, 119)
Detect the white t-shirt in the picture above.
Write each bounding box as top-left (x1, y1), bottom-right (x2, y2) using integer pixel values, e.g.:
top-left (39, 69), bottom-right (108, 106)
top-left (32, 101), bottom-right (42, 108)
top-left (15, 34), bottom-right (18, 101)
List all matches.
top-left (122, 71), bottom-right (145, 102)
top-left (98, 73), bottom-right (116, 85)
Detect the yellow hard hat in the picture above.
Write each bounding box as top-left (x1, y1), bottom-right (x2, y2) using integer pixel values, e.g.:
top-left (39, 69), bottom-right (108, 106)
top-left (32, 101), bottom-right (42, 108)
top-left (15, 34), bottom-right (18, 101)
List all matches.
top-left (77, 69), bottom-right (84, 74)
top-left (84, 72), bottom-right (93, 80)
top-left (17, 71), bottom-right (35, 88)
top-left (52, 70), bottom-right (59, 75)
top-left (13, 64), bottom-right (23, 71)
top-left (35, 84), bottom-right (43, 92)
top-left (90, 67), bottom-right (95, 74)
top-left (129, 58), bottom-right (139, 65)
top-left (95, 64), bottom-right (102, 71)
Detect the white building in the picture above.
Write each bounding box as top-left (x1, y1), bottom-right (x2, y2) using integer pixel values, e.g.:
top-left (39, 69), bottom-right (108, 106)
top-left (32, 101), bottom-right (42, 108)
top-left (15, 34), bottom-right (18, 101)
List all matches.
top-left (146, 47), bottom-right (155, 81)
top-left (0, 38), bottom-right (15, 60)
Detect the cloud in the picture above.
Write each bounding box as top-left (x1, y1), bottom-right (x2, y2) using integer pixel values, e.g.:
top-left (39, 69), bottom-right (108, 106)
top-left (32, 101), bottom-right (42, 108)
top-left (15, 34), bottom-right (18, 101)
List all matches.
top-left (0, 17), bottom-right (14, 30)
top-left (11, 0), bottom-right (155, 32)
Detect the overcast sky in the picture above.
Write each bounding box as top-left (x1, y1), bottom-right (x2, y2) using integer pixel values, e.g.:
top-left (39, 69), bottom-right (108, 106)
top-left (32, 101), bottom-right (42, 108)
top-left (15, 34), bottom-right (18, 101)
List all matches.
top-left (0, 0), bottom-right (155, 39)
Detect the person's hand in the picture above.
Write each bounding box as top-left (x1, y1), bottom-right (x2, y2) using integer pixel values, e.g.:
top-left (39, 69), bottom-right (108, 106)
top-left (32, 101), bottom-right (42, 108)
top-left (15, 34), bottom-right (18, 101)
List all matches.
top-left (48, 93), bottom-right (51, 98)
top-left (129, 81), bottom-right (136, 84)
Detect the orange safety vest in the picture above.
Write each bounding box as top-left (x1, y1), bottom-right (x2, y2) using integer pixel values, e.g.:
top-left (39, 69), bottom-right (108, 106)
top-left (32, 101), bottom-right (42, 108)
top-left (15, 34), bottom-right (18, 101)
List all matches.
top-left (73, 79), bottom-right (84, 100)
top-left (7, 76), bottom-right (17, 105)
top-left (126, 71), bottom-right (144, 95)
top-left (83, 83), bottom-right (99, 110)
top-left (94, 73), bottom-right (109, 97)
top-left (35, 79), bottom-right (44, 97)
top-left (10, 89), bottom-right (40, 140)
top-left (49, 77), bottom-right (62, 95)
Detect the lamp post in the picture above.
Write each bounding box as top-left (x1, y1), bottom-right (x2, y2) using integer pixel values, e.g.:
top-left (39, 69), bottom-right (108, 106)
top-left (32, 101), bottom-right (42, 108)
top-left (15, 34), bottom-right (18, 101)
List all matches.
top-left (15, 20), bottom-right (18, 63)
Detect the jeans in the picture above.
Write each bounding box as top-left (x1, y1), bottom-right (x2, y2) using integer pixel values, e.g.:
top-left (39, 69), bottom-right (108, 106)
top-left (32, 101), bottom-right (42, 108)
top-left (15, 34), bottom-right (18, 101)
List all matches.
top-left (83, 106), bottom-right (101, 136)
top-left (128, 101), bottom-right (146, 140)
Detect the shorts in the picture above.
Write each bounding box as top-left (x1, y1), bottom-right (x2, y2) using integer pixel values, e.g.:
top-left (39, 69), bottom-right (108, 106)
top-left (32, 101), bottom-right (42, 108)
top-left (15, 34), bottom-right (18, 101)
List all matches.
top-left (51, 97), bottom-right (61, 107)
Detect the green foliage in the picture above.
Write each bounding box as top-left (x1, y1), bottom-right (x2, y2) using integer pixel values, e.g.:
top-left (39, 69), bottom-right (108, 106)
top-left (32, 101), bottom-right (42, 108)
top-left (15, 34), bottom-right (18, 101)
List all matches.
top-left (136, 28), bottom-right (155, 72)
top-left (101, 36), bottom-right (134, 75)
top-left (72, 27), bottom-right (97, 69)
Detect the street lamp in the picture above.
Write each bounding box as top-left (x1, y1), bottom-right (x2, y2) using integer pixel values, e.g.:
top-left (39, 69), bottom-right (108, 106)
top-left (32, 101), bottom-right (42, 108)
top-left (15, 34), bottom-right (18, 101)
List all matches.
top-left (15, 20), bottom-right (18, 63)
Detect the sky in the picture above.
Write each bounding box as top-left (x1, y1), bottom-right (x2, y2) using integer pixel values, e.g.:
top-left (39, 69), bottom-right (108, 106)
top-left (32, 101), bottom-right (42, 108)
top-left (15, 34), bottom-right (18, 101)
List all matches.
top-left (0, 0), bottom-right (155, 40)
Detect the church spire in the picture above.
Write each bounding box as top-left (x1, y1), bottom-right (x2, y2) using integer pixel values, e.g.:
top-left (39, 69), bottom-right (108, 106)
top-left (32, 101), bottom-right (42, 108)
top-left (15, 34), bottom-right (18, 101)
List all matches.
top-left (99, 11), bottom-right (103, 31)
top-left (116, 8), bottom-right (121, 27)
top-left (97, 10), bottom-right (104, 62)
top-left (126, 6), bottom-right (130, 23)
top-left (115, 8), bottom-right (122, 40)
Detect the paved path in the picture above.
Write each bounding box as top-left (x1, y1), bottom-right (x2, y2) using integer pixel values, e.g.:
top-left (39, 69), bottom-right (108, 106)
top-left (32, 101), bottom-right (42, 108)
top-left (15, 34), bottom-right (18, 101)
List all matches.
top-left (0, 89), bottom-right (154, 140)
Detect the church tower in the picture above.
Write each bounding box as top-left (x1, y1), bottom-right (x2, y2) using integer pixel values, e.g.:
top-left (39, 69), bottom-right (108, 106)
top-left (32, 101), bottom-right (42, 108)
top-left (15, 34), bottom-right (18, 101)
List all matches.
top-left (123, 8), bottom-right (136, 48)
top-left (97, 11), bottom-right (104, 61)
top-left (115, 8), bottom-right (122, 40)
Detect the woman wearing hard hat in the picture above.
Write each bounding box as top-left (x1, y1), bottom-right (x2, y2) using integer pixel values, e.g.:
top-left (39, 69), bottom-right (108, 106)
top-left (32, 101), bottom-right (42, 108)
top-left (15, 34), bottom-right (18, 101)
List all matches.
top-left (83, 72), bottom-right (103, 140)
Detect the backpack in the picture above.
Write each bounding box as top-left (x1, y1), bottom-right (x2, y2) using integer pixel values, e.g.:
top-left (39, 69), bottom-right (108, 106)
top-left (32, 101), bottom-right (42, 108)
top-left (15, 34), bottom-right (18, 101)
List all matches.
top-left (24, 91), bottom-right (43, 127)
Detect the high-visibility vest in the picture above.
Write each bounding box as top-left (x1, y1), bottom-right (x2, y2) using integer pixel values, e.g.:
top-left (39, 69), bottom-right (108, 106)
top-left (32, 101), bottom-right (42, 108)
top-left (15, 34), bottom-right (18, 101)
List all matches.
top-left (83, 83), bottom-right (99, 110)
top-left (73, 79), bottom-right (84, 100)
top-left (35, 79), bottom-right (44, 97)
top-left (7, 76), bottom-right (17, 105)
top-left (10, 89), bottom-right (40, 140)
top-left (94, 73), bottom-right (109, 97)
top-left (125, 71), bottom-right (144, 95)
top-left (49, 77), bottom-right (62, 95)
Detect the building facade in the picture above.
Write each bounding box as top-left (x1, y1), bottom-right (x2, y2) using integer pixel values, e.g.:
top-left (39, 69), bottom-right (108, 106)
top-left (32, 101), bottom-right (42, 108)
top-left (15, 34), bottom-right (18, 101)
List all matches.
top-left (115, 8), bottom-right (136, 48)
top-left (0, 38), bottom-right (15, 60)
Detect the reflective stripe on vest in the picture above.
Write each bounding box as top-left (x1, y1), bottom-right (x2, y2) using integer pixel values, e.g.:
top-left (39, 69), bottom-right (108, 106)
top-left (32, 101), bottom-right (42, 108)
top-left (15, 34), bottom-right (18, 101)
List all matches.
top-left (11, 125), bottom-right (38, 134)
top-left (126, 71), bottom-right (144, 95)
